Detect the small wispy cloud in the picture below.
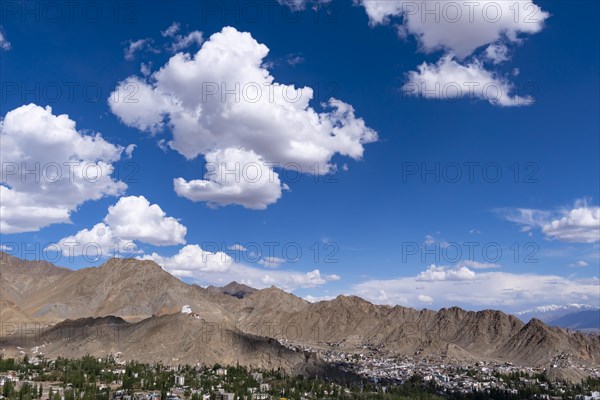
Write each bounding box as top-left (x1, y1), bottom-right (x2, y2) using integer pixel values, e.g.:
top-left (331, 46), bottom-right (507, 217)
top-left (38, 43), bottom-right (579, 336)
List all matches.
top-left (258, 256), bottom-right (286, 268)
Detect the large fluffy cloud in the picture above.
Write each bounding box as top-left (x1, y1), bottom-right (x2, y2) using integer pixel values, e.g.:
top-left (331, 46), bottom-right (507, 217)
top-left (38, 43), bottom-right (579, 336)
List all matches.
top-left (53, 223), bottom-right (136, 258)
top-left (109, 26), bottom-right (377, 208)
top-left (404, 55), bottom-right (533, 106)
top-left (359, 1), bottom-right (549, 58)
top-left (104, 196), bottom-right (187, 246)
top-left (52, 196), bottom-right (187, 257)
top-left (501, 200), bottom-right (600, 243)
top-left (0, 104), bottom-right (127, 233)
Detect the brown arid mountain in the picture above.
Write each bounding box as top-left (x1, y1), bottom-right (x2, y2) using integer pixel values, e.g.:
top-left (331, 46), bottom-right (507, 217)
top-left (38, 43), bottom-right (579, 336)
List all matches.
top-left (0, 252), bottom-right (72, 325)
top-left (1, 253), bottom-right (599, 380)
top-left (1, 255), bottom-right (231, 323)
top-left (232, 296), bottom-right (599, 368)
top-left (206, 281), bottom-right (258, 299)
top-left (0, 252), bottom-right (71, 304)
top-left (0, 299), bottom-right (32, 325)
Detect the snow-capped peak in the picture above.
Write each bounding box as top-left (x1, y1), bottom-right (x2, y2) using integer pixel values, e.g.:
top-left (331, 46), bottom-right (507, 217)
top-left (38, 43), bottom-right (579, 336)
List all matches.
top-left (515, 304), bottom-right (598, 315)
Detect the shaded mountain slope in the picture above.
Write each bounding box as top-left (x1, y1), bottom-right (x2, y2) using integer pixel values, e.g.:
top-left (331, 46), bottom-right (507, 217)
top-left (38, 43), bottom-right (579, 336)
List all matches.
top-left (3, 313), bottom-right (326, 376)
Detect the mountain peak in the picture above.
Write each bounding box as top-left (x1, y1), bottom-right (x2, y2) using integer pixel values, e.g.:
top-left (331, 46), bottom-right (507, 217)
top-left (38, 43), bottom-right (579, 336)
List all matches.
top-left (100, 257), bottom-right (164, 271)
top-left (332, 294), bottom-right (374, 307)
top-left (206, 281), bottom-right (258, 299)
top-left (242, 286), bottom-right (308, 309)
top-left (525, 317), bottom-right (549, 330)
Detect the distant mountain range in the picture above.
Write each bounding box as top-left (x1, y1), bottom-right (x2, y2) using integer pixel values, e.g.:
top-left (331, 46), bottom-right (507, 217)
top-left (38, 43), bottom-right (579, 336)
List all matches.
top-left (514, 304), bottom-right (600, 328)
top-left (548, 310), bottom-right (600, 331)
top-left (1, 252), bottom-right (599, 379)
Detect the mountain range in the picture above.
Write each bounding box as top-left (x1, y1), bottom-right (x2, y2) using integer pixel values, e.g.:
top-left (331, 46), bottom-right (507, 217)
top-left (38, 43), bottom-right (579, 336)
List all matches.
top-left (548, 311), bottom-right (600, 331)
top-left (514, 304), bottom-right (600, 324)
top-left (1, 252), bottom-right (599, 380)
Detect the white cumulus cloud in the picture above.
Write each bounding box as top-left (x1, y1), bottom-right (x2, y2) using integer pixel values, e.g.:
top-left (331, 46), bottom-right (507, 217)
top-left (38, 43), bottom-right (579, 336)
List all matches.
top-left (0, 104), bottom-right (127, 234)
top-left (542, 204), bottom-right (600, 243)
top-left (174, 148), bottom-right (287, 210)
top-left (404, 55), bottom-right (534, 106)
top-left (358, 0), bottom-right (549, 58)
top-left (52, 196), bottom-right (187, 257)
top-left (260, 268), bottom-right (340, 289)
top-left (52, 223), bottom-right (137, 258)
top-left (109, 26), bottom-right (376, 209)
top-left (104, 195), bottom-right (187, 246)
top-left (501, 200), bottom-right (600, 243)
top-left (358, 1), bottom-right (549, 107)
top-left (416, 264), bottom-right (476, 282)
top-left (139, 244), bottom-right (232, 274)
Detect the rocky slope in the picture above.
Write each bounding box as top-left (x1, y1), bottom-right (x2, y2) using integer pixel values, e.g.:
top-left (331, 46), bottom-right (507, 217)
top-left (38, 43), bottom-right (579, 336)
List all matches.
top-left (0, 252), bottom-right (71, 305)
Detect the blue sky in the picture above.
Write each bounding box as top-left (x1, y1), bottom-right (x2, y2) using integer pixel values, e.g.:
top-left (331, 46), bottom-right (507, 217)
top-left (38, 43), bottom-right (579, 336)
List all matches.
top-left (1, 0), bottom-right (598, 313)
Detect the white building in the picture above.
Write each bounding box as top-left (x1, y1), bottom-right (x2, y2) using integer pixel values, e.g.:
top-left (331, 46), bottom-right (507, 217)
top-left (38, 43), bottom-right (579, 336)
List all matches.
top-left (259, 383), bottom-right (270, 392)
top-left (181, 305), bottom-right (192, 314)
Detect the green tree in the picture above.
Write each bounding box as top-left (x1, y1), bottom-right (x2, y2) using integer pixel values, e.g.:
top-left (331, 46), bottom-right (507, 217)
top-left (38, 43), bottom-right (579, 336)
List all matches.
top-left (19, 382), bottom-right (33, 400)
top-left (3, 379), bottom-right (14, 397)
